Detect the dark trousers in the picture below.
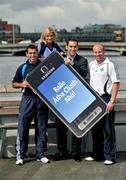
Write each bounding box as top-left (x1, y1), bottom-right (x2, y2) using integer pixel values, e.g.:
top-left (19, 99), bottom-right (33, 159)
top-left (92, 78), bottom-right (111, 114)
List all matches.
top-left (72, 134), bottom-right (82, 156)
top-left (91, 94), bottom-right (116, 161)
top-left (16, 95), bottom-right (48, 160)
top-left (56, 118), bottom-right (81, 156)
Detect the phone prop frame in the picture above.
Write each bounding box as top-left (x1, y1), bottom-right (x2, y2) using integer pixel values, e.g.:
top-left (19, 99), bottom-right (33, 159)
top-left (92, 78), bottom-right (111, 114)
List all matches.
top-left (26, 52), bottom-right (107, 137)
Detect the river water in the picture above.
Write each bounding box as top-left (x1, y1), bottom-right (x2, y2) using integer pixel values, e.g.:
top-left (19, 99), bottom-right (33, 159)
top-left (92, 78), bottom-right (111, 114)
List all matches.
top-left (0, 50), bottom-right (126, 97)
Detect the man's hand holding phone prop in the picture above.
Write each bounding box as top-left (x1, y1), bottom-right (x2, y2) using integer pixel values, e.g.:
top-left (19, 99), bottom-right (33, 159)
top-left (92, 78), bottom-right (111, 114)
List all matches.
top-left (26, 52), bottom-right (107, 137)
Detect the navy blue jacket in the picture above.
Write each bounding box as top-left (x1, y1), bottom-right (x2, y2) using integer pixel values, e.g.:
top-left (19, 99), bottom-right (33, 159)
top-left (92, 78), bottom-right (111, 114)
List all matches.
top-left (73, 54), bottom-right (90, 81)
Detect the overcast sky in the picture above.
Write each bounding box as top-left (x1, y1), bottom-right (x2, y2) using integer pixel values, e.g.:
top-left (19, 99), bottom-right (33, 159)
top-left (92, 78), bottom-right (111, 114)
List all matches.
top-left (0, 0), bottom-right (126, 32)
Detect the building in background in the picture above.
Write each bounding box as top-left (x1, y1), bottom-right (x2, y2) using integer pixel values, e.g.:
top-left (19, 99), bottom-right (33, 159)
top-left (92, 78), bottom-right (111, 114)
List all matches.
top-left (0, 18), bottom-right (125, 43)
top-left (0, 18), bottom-right (22, 43)
top-left (0, 18), bottom-right (20, 33)
top-left (58, 24), bottom-right (125, 42)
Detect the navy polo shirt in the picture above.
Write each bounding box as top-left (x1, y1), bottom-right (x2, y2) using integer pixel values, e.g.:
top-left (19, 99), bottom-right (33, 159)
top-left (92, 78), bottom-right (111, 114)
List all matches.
top-left (12, 59), bottom-right (40, 96)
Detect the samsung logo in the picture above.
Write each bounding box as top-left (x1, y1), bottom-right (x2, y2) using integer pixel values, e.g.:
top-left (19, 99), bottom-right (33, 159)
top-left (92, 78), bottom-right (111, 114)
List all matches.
top-left (41, 66), bottom-right (55, 80)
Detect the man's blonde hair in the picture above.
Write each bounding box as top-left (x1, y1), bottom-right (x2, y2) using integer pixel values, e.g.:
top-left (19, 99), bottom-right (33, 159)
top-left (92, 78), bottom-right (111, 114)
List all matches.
top-left (93, 43), bottom-right (105, 51)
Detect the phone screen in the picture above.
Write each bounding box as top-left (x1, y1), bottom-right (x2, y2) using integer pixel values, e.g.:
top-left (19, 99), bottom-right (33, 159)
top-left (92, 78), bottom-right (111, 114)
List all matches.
top-left (37, 64), bottom-right (96, 123)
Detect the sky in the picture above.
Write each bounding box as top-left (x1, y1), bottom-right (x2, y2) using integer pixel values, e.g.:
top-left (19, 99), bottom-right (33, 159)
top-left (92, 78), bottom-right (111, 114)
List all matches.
top-left (0, 0), bottom-right (126, 33)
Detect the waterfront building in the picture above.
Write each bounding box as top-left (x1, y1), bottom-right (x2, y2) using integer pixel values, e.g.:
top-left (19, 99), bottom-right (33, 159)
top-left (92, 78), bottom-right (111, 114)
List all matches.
top-left (0, 19), bottom-right (125, 43)
top-left (58, 24), bottom-right (125, 42)
top-left (0, 18), bottom-right (21, 43)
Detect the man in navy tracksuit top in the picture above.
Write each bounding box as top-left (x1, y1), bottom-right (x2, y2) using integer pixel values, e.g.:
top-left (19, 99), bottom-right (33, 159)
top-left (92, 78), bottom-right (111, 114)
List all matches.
top-left (12, 44), bottom-right (49, 165)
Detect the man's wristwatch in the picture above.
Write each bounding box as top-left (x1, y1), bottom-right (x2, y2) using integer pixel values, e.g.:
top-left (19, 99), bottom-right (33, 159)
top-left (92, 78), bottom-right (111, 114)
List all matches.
top-left (109, 100), bottom-right (114, 104)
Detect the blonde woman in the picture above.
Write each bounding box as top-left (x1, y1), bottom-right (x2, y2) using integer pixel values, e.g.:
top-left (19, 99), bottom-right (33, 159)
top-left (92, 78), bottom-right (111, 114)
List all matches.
top-left (37, 27), bottom-right (65, 154)
top-left (38, 27), bottom-right (65, 60)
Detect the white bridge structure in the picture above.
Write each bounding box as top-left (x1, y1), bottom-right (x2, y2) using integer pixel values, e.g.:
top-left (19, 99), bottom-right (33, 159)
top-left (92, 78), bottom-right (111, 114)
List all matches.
top-left (0, 42), bottom-right (126, 55)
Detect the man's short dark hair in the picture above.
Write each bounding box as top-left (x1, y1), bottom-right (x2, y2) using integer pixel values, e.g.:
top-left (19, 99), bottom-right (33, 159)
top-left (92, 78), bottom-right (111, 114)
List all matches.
top-left (66, 38), bottom-right (78, 46)
top-left (26, 44), bottom-right (38, 53)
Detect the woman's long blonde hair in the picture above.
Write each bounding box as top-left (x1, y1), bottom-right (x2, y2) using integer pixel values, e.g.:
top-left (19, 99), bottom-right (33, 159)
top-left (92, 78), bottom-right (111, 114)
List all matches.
top-left (40, 27), bottom-right (57, 43)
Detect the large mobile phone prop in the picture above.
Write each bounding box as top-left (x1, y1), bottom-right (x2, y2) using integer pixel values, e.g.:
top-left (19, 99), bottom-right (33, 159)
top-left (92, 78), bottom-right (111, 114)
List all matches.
top-left (26, 52), bottom-right (107, 137)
